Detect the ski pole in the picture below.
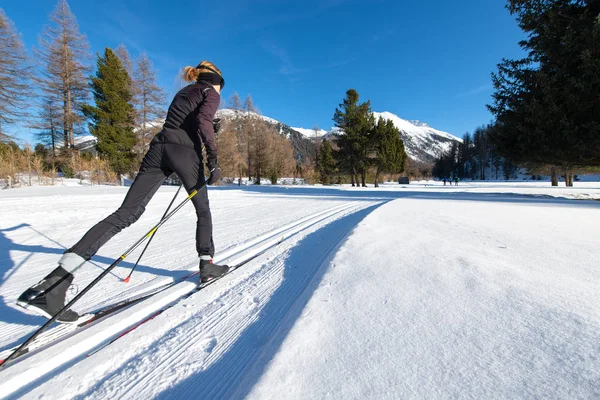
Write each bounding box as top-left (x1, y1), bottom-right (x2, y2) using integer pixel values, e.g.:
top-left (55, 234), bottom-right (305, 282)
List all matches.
top-left (1, 182), bottom-right (206, 368)
top-left (123, 184), bottom-right (183, 283)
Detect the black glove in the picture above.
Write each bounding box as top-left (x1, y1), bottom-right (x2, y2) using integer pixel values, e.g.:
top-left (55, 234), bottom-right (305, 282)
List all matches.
top-left (212, 118), bottom-right (221, 134)
top-left (207, 164), bottom-right (221, 185)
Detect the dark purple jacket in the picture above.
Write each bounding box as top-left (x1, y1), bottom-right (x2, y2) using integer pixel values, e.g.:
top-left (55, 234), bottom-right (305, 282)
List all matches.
top-left (153, 80), bottom-right (219, 166)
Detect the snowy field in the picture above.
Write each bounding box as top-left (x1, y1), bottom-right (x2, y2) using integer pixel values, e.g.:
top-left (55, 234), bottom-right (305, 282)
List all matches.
top-left (0, 181), bottom-right (598, 399)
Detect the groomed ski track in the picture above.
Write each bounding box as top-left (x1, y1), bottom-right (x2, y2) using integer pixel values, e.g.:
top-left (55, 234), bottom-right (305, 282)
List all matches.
top-left (0, 201), bottom-right (361, 363)
top-left (0, 188), bottom-right (384, 399)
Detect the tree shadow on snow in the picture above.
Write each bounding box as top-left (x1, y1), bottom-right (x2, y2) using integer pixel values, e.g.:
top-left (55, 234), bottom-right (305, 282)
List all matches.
top-left (150, 202), bottom-right (385, 399)
top-left (210, 184), bottom-right (600, 209)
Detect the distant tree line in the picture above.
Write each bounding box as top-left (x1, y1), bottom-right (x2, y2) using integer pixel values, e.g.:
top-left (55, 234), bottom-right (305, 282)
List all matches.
top-left (432, 125), bottom-right (519, 181)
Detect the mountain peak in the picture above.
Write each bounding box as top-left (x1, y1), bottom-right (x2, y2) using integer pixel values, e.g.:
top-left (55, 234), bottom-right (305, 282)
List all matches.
top-left (372, 111), bottom-right (461, 164)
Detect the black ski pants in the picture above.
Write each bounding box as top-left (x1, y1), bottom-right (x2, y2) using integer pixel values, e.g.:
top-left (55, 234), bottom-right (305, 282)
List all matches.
top-left (68, 143), bottom-right (214, 260)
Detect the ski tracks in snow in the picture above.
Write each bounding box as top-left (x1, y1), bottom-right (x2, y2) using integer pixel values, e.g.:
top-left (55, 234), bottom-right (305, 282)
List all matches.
top-left (1, 199), bottom-right (384, 399)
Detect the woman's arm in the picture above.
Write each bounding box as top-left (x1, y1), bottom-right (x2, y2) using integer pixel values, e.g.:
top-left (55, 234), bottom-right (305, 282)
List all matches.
top-left (191, 86), bottom-right (220, 166)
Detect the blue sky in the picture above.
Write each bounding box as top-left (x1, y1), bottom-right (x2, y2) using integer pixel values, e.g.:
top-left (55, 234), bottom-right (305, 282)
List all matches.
top-left (3, 0), bottom-right (526, 141)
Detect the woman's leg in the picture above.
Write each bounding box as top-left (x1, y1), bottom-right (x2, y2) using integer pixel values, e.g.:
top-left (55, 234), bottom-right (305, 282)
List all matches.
top-left (18, 145), bottom-right (172, 321)
top-left (163, 144), bottom-right (214, 258)
top-left (68, 144), bottom-right (171, 261)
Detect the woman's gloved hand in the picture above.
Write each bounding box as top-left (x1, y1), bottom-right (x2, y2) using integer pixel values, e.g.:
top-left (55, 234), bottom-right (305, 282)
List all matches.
top-left (207, 160), bottom-right (221, 185)
top-left (212, 118), bottom-right (221, 134)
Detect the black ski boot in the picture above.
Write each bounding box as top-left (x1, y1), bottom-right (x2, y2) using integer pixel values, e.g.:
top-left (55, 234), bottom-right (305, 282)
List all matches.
top-left (200, 259), bottom-right (229, 283)
top-left (17, 266), bottom-right (81, 323)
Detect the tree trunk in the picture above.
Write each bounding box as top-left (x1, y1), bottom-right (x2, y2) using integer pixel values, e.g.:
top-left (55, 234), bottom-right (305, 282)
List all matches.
top-left (51, 123), bottom-right (56, 157)
top-left (374, 169), bottom-right (380, 188)
top-left (566, 172), bottom-right (574, 187)
top-left (550, 165), bottom-right (558, 186)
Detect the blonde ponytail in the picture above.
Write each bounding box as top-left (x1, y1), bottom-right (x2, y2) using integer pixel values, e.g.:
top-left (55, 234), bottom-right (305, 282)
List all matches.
top-left (182, 61), bottom-right (223, 83)
top-left (182, 66), bottom-right (200, 83)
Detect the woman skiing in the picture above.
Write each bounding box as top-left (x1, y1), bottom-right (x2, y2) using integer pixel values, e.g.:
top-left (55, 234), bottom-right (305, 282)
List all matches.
top-left (17, 61), bottom-right (229, 322)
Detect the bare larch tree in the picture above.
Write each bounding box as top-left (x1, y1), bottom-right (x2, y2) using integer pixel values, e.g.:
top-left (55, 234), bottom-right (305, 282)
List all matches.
top-left (34, 0), bottom-right (90, 149)
top-left (0, 8), bottom-right (30, 141)
top-left (133, 53), bottom-right (166, 154)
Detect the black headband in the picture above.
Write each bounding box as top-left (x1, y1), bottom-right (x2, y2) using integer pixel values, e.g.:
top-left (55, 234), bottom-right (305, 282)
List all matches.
top-left (197, 65), bottom-right (225, 89)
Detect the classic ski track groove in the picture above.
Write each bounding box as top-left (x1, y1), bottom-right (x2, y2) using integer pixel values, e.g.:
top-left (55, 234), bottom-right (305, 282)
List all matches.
top-left (0, 198), bottom-right (352, 350)
top-left (83, 201), bottom-right (363, 358)
top-left (0, 200), bottom-right (373, 398)
top-left (81, 201), bottom-right (377, 400)
top-left (0, 202), bottom-right (352, 362)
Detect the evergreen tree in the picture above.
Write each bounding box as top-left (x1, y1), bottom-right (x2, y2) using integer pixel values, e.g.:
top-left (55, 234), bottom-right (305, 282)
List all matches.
top-left (473, 126), bottom-right (489, 180)
top-left (317, 139), bottom-right (336, 184)
top-left (133, 53), bottom-right (166, 153)
top-left (371, 117), bottom-right (406, 187)
top-left (332, 89), bottom-right (374, 187)
top-left (34, 0), bottom-right (91, 149)
top-left (83, 48), bottom-right (136, 176)
top-left (488, 0), bottom-right (600, 183)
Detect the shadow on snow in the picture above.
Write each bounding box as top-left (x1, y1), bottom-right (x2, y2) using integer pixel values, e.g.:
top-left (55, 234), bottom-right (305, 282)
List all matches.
top-left (209, 184), bottom-right (600, 209)
top-left (70, 202), bottom-right (384, 400)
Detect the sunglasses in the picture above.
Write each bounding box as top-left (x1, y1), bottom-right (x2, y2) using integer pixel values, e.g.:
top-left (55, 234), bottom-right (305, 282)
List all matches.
top-left (198, 65), bottom-right (225, 89)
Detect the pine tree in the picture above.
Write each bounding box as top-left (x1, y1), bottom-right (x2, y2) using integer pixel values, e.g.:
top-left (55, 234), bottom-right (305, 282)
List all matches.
top-left (83, 48), bottom-right (136, 176)
top-left (332, 89), bottom-right (374, 187)
top-left (34, 0), bottom-right (91, 149)
top-left (488, 0), bottom-right (600, 182)
top-left (371, 117), bottom-right (406, 187)
top-left (133, 53), bottom-right (166, 153)
top-left (0, 8), bottom-right (30, 140)
top-left (317, 139), bottom-right (336, 184)
top-left (473, 126), bottom-right (489, 180)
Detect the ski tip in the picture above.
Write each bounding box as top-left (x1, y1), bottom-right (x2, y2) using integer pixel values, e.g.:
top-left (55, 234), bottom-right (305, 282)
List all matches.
top-left (0, 359), bottom-right (4, 366)
top-left (123, 276), bottom-right (130, 283)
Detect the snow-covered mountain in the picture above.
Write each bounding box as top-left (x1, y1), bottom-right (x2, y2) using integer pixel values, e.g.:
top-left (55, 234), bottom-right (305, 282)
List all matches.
top-left (290, 127), bottom-right (328, 138)
top-left (218, 109), bottom-right (461, 165)
top-left (372, 112), bottom-right (461, 164)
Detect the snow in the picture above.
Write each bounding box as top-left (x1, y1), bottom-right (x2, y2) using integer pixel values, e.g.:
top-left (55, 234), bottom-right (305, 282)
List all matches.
top-left (290, 127), bottom-right (327, 138)
top-left (216, 109), bottom-right (280, 126)
top-left (0, 181), bottom-right (598, 399)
